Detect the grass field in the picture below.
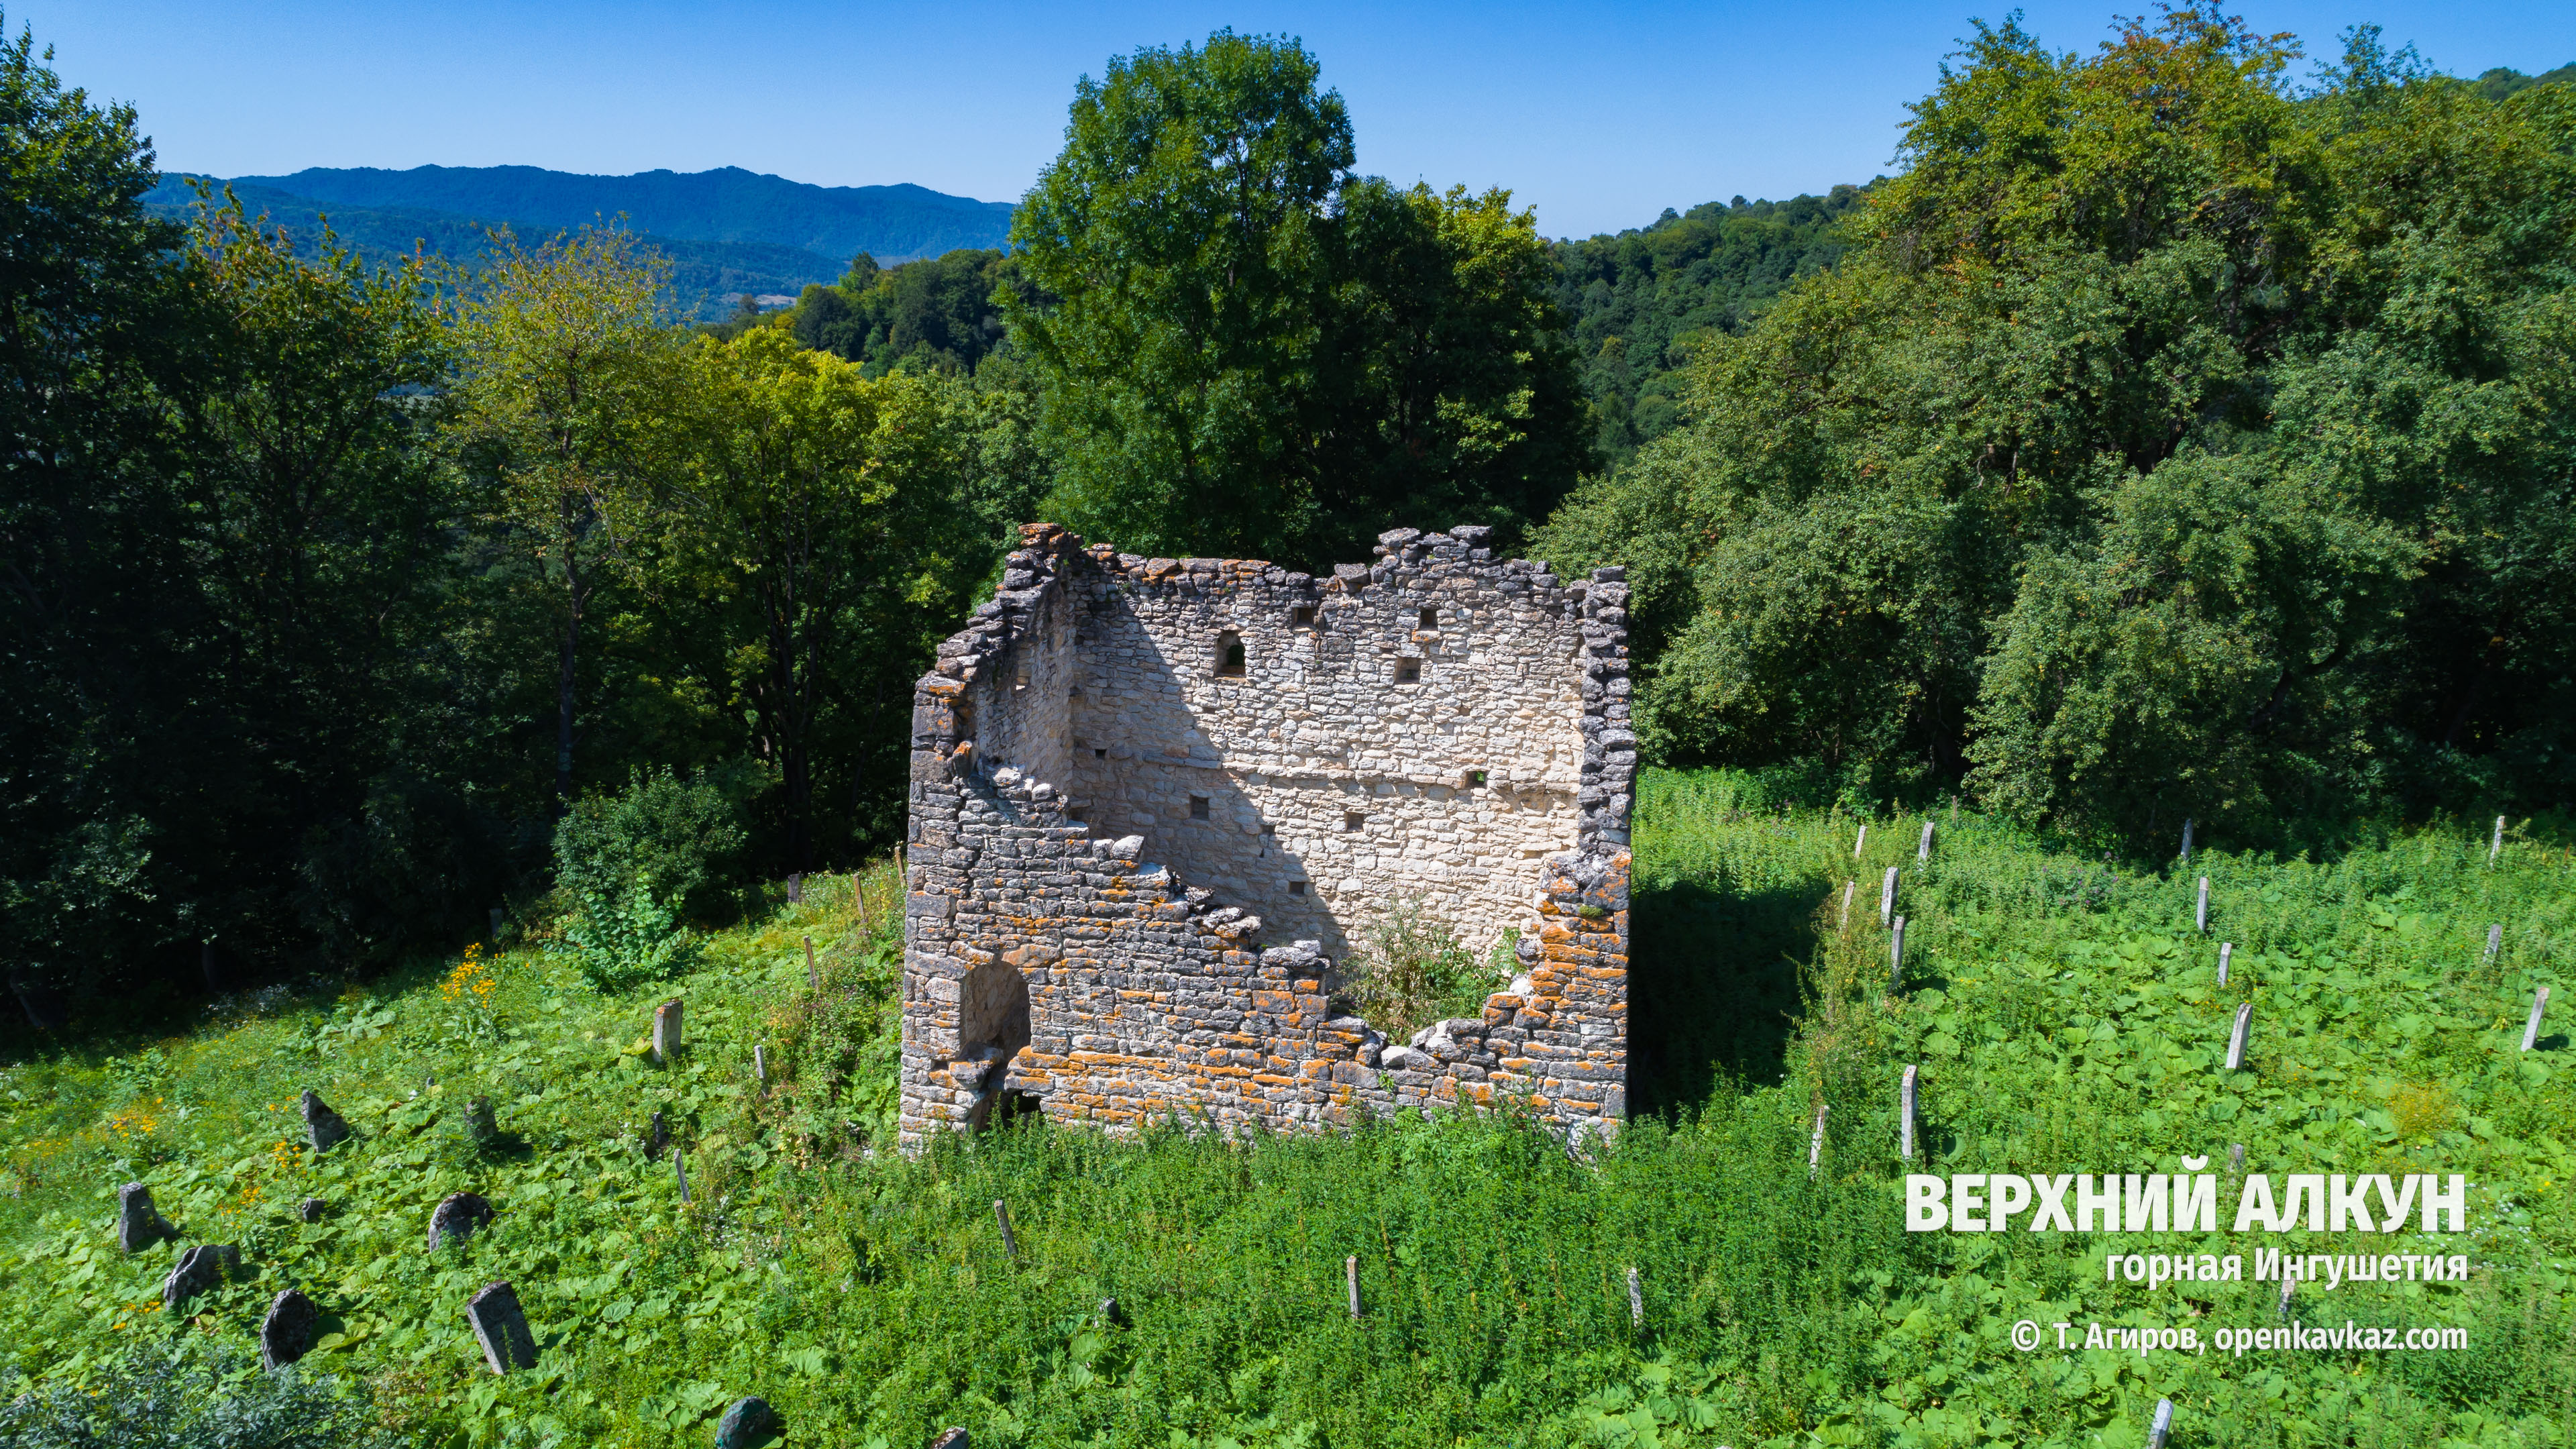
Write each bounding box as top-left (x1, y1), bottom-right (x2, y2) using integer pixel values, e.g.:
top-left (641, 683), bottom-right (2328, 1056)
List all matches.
top-left (3, 771), bottom-right (2572, 1447)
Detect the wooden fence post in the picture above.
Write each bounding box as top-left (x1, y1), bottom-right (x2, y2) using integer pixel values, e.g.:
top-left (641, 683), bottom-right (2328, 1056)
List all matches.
top-left (1627, 1267), bottom-right (1643, 1328)
top-left (994, 1199), bottom-right (1018, 1259)
top-left (2196, 877), bottom-right (2209, 934)
top-left (1840, 880), bottom-right (1854, 930)
top-left (674, 1151), bottom-right (690, 1206)
top-left (2226, 1003), bottom-right (2253, 1071)
top-left (2180, 817), bottom-right (2194, 863)
top-left (1346, 1256), bottom-right (1361, 1318)
top-left (2523, 987), bottom-right (2551, 1053)
top-left (2217, 943), bottom-right (2233, 987)
top-left (2492, 814), bottom-right (2506, 863)
top-left (1808, 1102), bottom-right (1829, 1179)
top-left (1900, 1065), bottom-right (1917, 1160)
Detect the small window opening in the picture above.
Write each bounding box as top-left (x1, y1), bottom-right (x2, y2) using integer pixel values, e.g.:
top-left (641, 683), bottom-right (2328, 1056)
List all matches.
top-left (1395, 659), bottom-right (1421, 684)
top-left (1261, 823), bottom-right (1276, 835)
top-left (1343, 812), bottom-right (1365, 832)
top-left (1418, 607), bottom-right (1439, 630)
top-left (1293, 606), bottom-right (1317, 627)
top-left (953, 699), bottom-right (975, 741)
top-left (1094, 747), bottom-right (1108, 759)
top-left (1289, 881), bottom-right (1308, 896)
top-left (1216, 631), bottom-right (1246, 678)
top-left (1468, 769), bottom-right (1489, 787)
top-left (1190, 796), bottom-right (1212, 820)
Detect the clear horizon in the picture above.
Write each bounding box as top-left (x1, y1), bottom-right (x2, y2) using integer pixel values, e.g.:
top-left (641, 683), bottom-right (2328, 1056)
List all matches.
top-left (18, 0), bottom-right (2575, 240)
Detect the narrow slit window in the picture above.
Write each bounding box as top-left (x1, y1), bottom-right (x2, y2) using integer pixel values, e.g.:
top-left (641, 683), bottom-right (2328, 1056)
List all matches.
top-left (1395, 658), bottom-right (1421, 684)
top-left (1190, 796), bottom-right (1212, 820)
top-left (1216, 630), bottom-right (1246, 678)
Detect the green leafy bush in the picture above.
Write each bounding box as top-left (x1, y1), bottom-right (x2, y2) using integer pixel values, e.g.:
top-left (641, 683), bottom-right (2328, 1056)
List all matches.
top-left (552, 766), bottom-right (751, 990)
top-left (0, 1338), bottom-right (394, 1448)
top-left (1334, 894), bottom-right (1492, 1039)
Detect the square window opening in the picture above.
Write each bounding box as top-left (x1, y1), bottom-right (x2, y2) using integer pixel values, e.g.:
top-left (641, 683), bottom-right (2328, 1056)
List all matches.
top-left (1418, 607), bottom-right (1439, 630)
top-left (1288, 881), bottom-right (1307, 896)
top-left (1190, 796), bottom-right (1212, 820)
top-left (1093, 747), bottom-right (1108, 759)
top-left (1468, 769), bottom-right (1489, 787)
top-left (1342, 812), bottom-right (1365, 832)
top-left (1215, 630), bottom-right (1246, 678)
top-left (1395, 659), bottom-right (1421, 684)
top-left (1292, 606), bottom-right (1316, 627)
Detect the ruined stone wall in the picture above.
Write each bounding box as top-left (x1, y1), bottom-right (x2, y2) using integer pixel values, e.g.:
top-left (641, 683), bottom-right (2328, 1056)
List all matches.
top-left (900, 524), bottom-right (1633, 1147)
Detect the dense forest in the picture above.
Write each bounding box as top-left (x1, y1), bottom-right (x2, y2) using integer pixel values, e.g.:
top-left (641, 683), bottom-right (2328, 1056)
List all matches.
top-left (5, 13), bottom-right (2573, 1018)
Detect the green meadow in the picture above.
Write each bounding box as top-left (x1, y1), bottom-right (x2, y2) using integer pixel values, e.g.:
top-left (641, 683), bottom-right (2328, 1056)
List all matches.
top-left (3, 770), bottom-right (2571, 1448)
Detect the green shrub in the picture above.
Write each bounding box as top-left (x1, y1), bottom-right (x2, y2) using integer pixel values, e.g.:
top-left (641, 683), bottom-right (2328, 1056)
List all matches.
top-left (1334, 893), bottom-right (1491, 1039)
top-left (0, 1338), bottom-right (394, 1448)
top-left (552, 765), bottom-right (751, 990)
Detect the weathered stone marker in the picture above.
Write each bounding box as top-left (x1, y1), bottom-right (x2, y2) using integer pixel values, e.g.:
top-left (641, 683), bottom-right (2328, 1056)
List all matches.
top-left (301, 1090), bottom-right (351, 1152)
top-left (714, 1395), bottom-right (781, 1449)
top-left (1899, 1065), bottom-right (1918, 1160)
top-left (2524, 987), bottom-right (2551, 1053)
top-left (162, 1243), bottom-right (240, 1311)
top-left (753, 1045), bottom-right (767, 1091)
top-left (2147, 1397), bottom-right (2174, 1449)
top-left (1917, 820), bottom-right (1935, 861)
top-left (2277, 1273), bottom-right (2295, 1317)
top-left (993, 1199), bottom-right (1018, 1258)
top-left (299, 1197), bottom-right (327, 1223)
top-left (674, 1151), bottom-right (692, 1206)
top-left (2180, 816), bottom-right (2194, 863)
top-left (930, 1430), bottom-right (969, 1449)
top-left (1627, 1266), bottom-right (1643, 1328)
top-left (2491, 814), bottom-right (2506, 863)
top-left (1807, 1102), bottom-right (1829, 1179)
top-left (260, 1287), bottom-right (320, 1370)
top-left (1853, 824), bottom-right (1868, 859)
top-left (2196, 877), bottom-right (2209, 934)
top-left (466, 1281), bottom-right (537, 1374)
top-left (1099, 1296), bottom-right (1126, 1328)
top-left (653, 998), bottom-right (683, 1064)
top-left (804, 934), bottom-right (819, 991)
top-left (1345, 1254), bottom-right (1361, 1318)
top-left (2226, 1003), bottom-right (2253, 1072)
top-left (428, 1191), bottom-right (494, 1250)
top-left (647, 1110), bottom-right (670, 1161)
top-left (1839, 880), bottom-right (1854, 929)
top-left (2217, 943), bottom-right (2233, 987)
top-left (2229, 1142), bottom-right (2245, 1175)
top-left (1879, 866), bottom-right (1898, 923)
top-left (117, 1182), bottom-right (172, 1253)
top-left (463, 1096), bottom-right (498, 1152)
top-left (2486, 924), bottom-right (2504, 963)
top-left (1890, 916), bottom-right (1906, 990)
top-left (786, 872), bottom-right (803, 904)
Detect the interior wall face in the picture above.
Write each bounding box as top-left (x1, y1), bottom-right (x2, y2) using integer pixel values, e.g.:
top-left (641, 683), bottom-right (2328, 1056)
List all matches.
top-left (900, 524), bottom-right (1635, 1148)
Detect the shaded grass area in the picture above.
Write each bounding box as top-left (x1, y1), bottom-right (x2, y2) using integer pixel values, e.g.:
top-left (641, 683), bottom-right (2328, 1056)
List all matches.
top-left (1, 771), bottom-right (2573, 1446)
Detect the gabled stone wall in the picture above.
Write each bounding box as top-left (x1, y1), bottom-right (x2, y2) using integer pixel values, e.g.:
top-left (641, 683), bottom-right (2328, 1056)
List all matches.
top-left (899, 523), bottom-right (1633, 1146)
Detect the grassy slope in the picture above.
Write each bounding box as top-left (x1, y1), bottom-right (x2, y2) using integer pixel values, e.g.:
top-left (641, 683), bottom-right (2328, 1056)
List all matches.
top-left (2, 773), bottom-right (2571, 1447)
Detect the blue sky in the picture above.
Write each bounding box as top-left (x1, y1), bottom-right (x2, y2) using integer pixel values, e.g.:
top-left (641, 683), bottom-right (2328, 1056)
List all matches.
top-left (19, 0), bottom-right (2574, 239)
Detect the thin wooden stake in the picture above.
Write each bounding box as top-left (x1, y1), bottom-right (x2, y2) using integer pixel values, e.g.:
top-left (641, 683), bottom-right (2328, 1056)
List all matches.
top-left (2196, 876), bottom-right (2209, 934)
top-left (2217, 943), bottom-right (2233, 987)
top-left (1917, 820), bottom-right (1935, 861)
top-left (1626, 1266), bottom-right (1643, 1328)
top-left (1839, 880), bottom-right (1854, 929)
top-left (2485, 924), bottom-right (2502, 963)
top-left (2226, 1003), bottom-right (2253, 1071)
top-left (1853, 824), bottom-right (1868, 859)
top-left (2491, 814), bottom-right (2506, 863)
top-left (2147, 1397), bottom-right (2174, 1449)
top-left (2180, 817), bottom-right (2194, 863)
top-left (1890, 917), bottom-right (1907, 991)
top-left (1807, 1102), bottom-right (1829, 1179)
top-left (754, 1044), bottom-right (767, 1089)
top-left (1899, 1065), bottom-right (1917, 1160)
top-left (1346, 1255), bottom-right (1361, 1318)
top-left (994, 1199), bottom-right (1018, 1259)
top-left (2522, 986), bottom-right (2551, 1053)
top-left (1880, 865), bottom-right (1898, 922)
top-left (674, 1151), bottom-right (690, 1206)
top-left (804, 934), bottom-right (820, 991)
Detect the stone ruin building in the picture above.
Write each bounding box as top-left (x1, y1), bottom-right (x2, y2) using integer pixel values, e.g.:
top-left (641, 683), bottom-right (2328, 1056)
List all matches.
top-left (897, 523), bottom-right (1633, 1147)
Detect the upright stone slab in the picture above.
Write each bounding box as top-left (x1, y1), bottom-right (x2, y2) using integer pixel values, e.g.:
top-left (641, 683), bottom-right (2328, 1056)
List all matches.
top-left (260, 1287), bottom-right (321, 1369)
top-left (930, 1431), bottom-right (970, 1449)
top-left (714, 1395), bottom-right (782, 1448)
top-left (464, 1281), bottom-right (537, 1374)
top-left (300, 1090), bottom-right (351, 1152)
top-left (299, 1197), bottom-right (327, 1223)
top-left (162, 1243), bottom-right (241, 1311)
top-left (653, 999), bottom-right (683, 1064)
top-left (462, 1096), bottom-right (498, 1150)
top-left (427, 1191), bottom-right (494, 1250)
top-left (117, 1181), bottom-right (172, 1253)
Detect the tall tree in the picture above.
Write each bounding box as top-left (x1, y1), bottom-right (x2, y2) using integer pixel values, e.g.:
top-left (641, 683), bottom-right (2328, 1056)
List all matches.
top-left (1008, 30), bottom-right (1354, 561)
top-left (443, 227), bottom-right (676, 810)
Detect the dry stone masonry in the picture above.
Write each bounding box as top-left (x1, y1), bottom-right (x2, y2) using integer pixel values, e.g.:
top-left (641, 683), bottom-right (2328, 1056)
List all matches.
top-left (900, 523), bottom-right (1633, 1146)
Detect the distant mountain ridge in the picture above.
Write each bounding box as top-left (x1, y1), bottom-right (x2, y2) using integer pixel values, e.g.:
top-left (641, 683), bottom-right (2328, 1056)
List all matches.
top-left (225, 164), bottom-right (1015, 266)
